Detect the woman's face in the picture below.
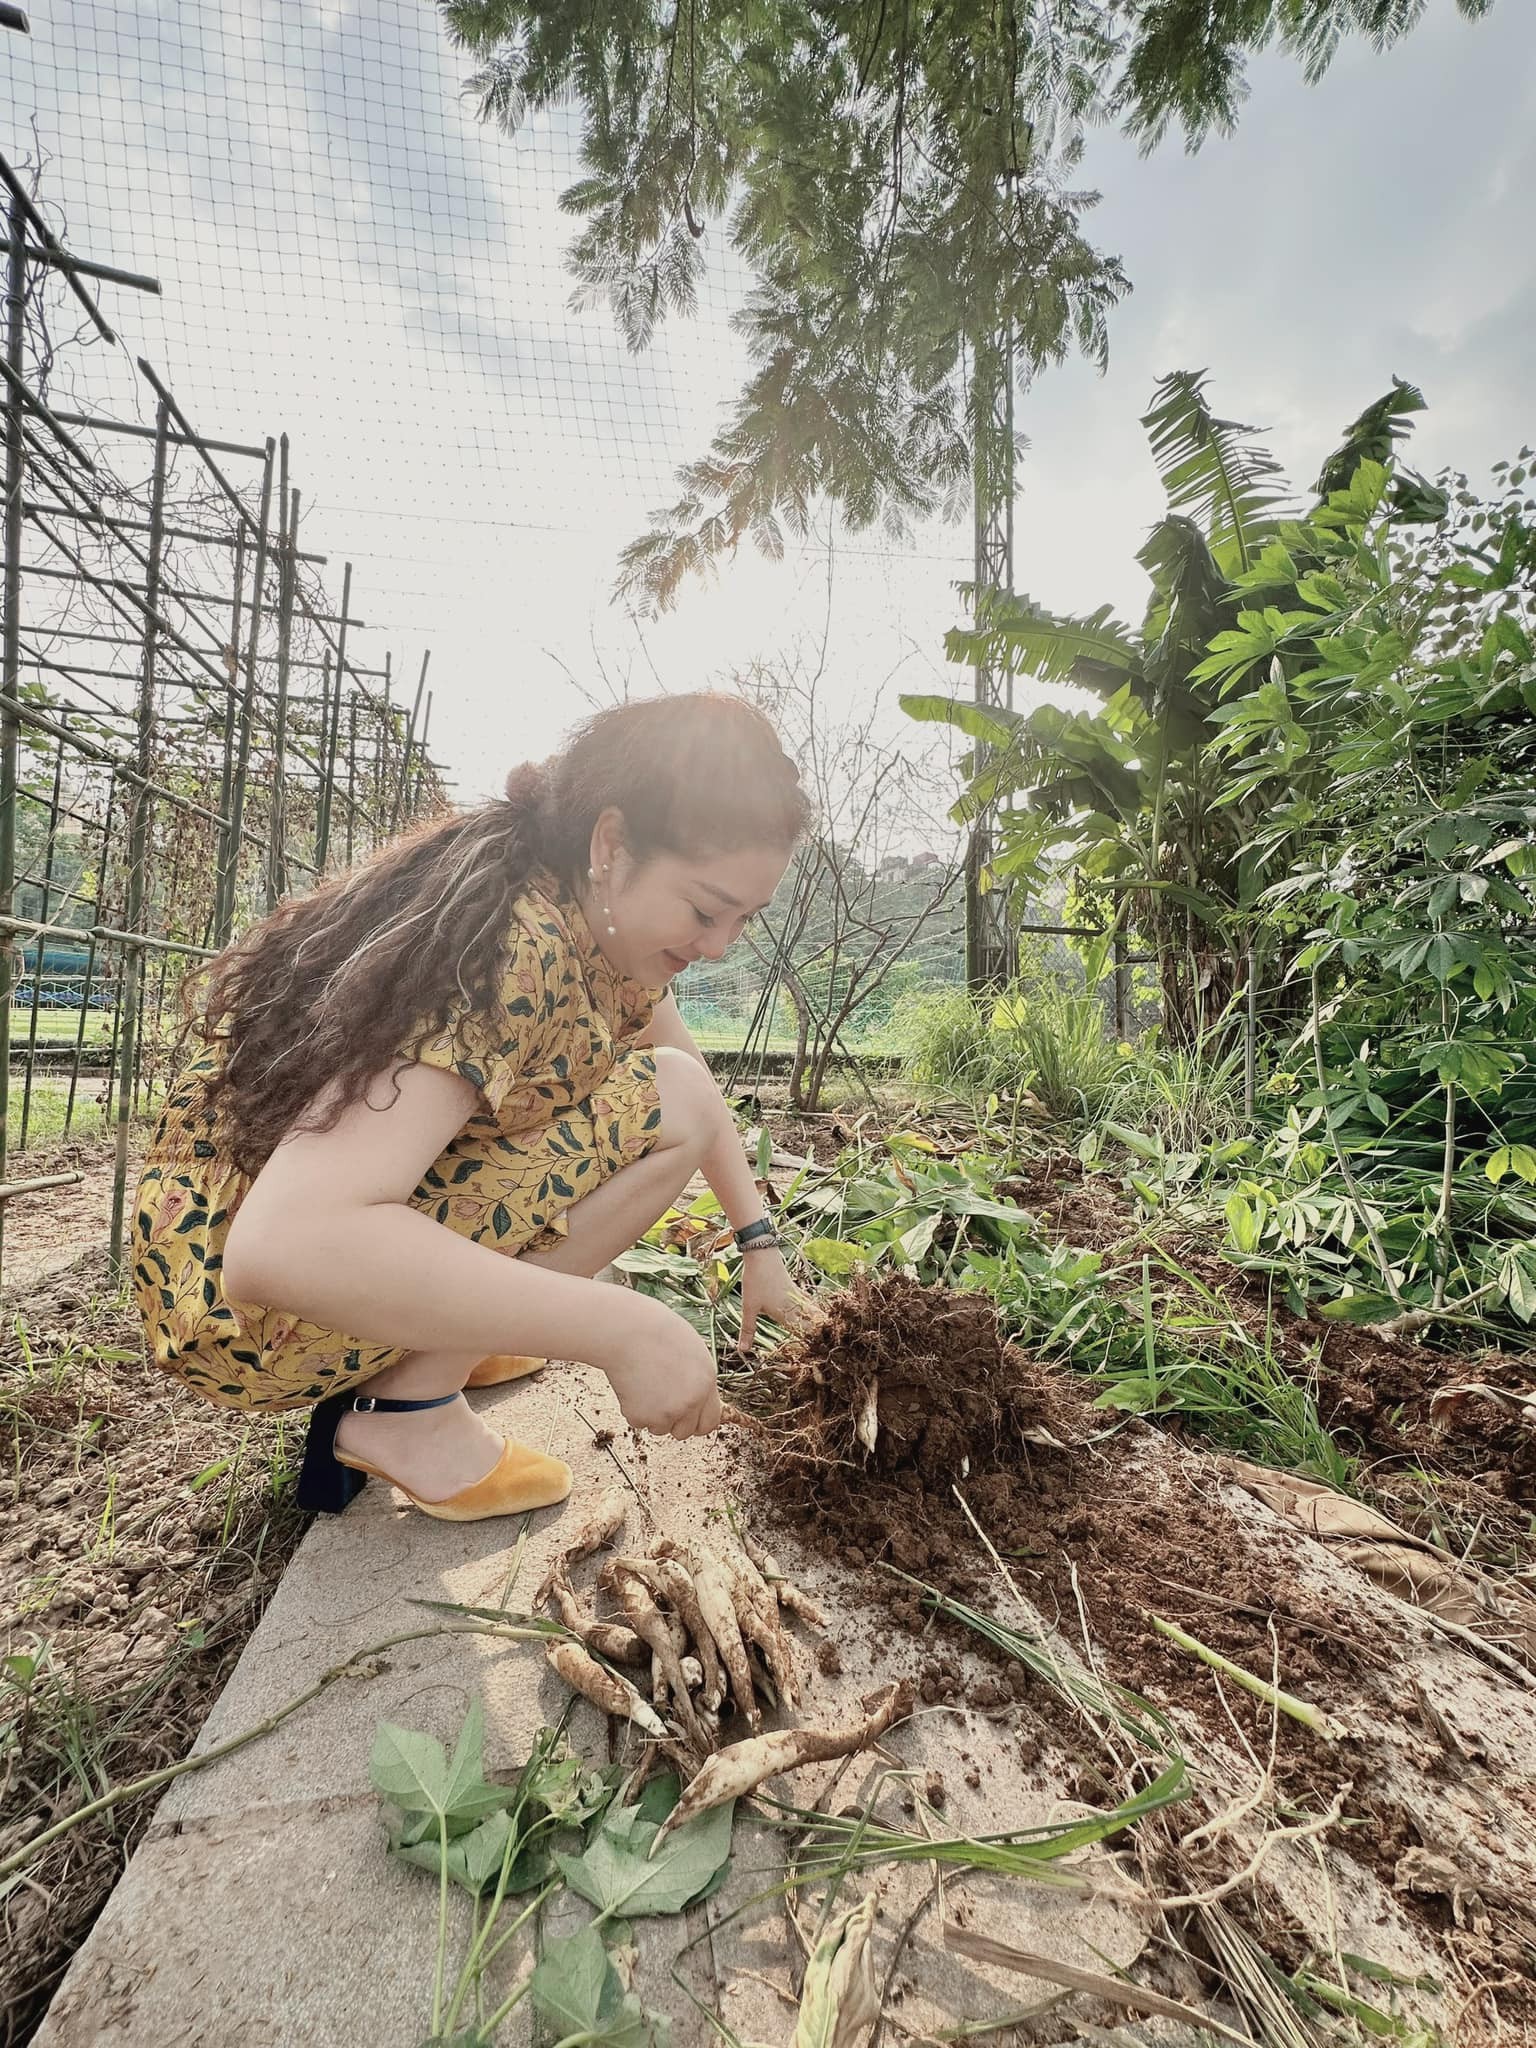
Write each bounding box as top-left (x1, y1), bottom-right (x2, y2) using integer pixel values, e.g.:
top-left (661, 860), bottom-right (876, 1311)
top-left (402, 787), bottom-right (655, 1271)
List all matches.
top-left (583, 821), bottom-right (791, 989)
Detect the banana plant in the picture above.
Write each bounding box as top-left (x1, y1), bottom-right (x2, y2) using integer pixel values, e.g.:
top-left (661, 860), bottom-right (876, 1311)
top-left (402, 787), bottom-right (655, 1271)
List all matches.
top-left (904, 371), bottom-right (1442, 1041)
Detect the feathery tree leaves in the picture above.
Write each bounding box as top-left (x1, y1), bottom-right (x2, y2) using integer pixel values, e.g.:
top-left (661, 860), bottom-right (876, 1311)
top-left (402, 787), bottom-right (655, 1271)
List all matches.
top-left (442, 0), bottom-right (1495, 607)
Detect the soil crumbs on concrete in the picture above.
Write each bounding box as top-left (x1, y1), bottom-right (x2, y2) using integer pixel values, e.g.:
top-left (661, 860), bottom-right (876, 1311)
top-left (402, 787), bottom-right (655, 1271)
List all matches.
top-left (751, 1268), bottom-right (1536, 2036)
top-left (0, 1251), bottom-right (306, 2047)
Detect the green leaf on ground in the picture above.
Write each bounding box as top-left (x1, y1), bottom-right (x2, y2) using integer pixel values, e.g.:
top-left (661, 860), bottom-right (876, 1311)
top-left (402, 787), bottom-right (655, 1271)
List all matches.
top-left (1498, 1247), bottom-right (1536, 1323)
top-left (800, 1236), bottom-right (866, 1276)
top-left (530, 1927), bottom-right (611, 2036)
top-left (634, 1772), bottom-right (682, 1829)
top-left (555, 1797), bottom-right (736, 1918)
top-left (1317, 1291), bottom-right (1398, 1324)
top-left (381, 1720), bottom-right (622, 1896)
top-left (394, 1806), bottom-right (557, 1896)
top-left (370, 1700), bottom-right (514, 1835)
top-left (529, 1926), bottom-right (672, 2048)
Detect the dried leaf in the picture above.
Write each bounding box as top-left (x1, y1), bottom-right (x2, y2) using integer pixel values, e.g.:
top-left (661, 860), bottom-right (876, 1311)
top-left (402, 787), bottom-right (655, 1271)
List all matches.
top-left (791, 1894), bottom-right (880, 2048)
top-left (943, 1922), bottom-right (1251, 2044)
top-left (1229, 1458), bottom-right (1536, 1667)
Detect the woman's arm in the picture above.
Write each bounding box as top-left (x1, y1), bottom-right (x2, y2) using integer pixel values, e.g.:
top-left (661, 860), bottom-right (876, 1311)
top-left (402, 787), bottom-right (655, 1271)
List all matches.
top-left (220, 1061), bottom-right (719, 1434)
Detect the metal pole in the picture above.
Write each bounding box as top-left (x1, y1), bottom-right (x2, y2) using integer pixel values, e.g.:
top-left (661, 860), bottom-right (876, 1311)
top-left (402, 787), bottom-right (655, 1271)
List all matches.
top-left (964, 326), bottom-right (1017, 991)
top-left (1244, 945), bottom-right (1258, 1119)
top-left (217, 439), bottom-right (274, 944)
top-left (131, 953), bottom-right (148, 1118)
top-left (376, 652), bottom-right (391, 821)
top-left (410, 690), bottom-right (433, 816)
top-left (266, 447), bottom-right (295, 909)
top-left (314, 557), bottom-right (351, 869)
top-left (314, 655), bottom-right (336, 869)
top-left (64, 769), bottom-right (114, 1137)
top-left (345, 694), bottom-right (357, 866)
top-left (331, 560), bottom-right (353, 718)
top-left (0, 191), bottom-right (26, 1283)
top-left (109, 396), bottom-right (170, 1275)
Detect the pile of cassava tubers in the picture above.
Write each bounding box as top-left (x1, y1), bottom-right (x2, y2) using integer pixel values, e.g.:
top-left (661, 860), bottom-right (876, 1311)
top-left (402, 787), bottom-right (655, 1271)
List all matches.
top-left (538, 1492), bottom-right (908, 1844)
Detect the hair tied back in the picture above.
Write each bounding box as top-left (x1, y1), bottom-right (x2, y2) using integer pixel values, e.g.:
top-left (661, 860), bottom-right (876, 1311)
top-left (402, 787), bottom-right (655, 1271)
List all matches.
top-left (502, 760), bottom-right (553, 853)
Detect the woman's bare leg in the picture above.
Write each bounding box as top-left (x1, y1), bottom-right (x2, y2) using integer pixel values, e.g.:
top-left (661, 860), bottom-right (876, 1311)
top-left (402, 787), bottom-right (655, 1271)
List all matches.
top-left (333, 1048), bottom-right (721, 1498)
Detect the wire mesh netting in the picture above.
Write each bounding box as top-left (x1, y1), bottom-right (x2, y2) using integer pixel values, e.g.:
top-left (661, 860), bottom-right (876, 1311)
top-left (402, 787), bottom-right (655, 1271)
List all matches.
top-left (0, 112), bottom-right (450, 1282)
top-left (0, 10), bottom-right (971, 1283)
top-left (0, 4), bottom-right (1172, 1284)
top-left (3, 3), bottom-right (978, 790)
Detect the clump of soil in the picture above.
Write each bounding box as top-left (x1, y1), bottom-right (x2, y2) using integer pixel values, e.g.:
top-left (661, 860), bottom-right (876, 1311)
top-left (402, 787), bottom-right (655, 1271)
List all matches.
top-left (1, 1251), bottom-right (307, 2046)
top-left (763, 1271), bottom-right (1381, 1740)
top-left (766, 1268), bottom-right (1085, 1490)
top-left (765, 1275), bottom-right (1523, 1909)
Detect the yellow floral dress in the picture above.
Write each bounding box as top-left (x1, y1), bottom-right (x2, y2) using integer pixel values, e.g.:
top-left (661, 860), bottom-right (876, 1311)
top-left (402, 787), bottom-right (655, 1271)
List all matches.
top-left (131, 875), bottom-right (663, 1413)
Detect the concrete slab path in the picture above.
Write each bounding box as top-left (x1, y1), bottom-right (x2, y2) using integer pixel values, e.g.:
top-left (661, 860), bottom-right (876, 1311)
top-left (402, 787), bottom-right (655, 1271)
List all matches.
top-left (36, 1357), bottom-right (1152, 2048)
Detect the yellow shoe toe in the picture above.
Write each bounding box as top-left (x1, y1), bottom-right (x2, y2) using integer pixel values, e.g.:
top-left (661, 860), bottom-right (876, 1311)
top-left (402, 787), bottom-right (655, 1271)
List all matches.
top-left (410, 1439), bottom-right (573, 1523)
top-left (465, 1353), bottom-right (548, 1389)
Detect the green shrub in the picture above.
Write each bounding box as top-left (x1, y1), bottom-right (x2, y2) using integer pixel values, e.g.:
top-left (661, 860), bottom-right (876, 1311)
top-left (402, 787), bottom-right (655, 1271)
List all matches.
top-left (898, 964), bottom-right (1127, 1124)
top-left (894, 987), bottom-right (1003, 1102)
top-left (988, 981), bottom-right (1123, 1122)
top-left (1105, 1029), bottom-right (1250, 1153)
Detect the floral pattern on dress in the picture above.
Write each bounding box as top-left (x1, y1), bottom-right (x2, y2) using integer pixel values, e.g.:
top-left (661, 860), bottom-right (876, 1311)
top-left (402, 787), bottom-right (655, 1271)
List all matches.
top-left (131, 875), bottom-right (663, 1413)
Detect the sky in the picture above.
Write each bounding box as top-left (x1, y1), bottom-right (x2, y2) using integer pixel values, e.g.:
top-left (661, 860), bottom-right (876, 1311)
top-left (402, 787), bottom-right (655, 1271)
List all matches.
top-left (3, 2), bottom-right (1533, 808)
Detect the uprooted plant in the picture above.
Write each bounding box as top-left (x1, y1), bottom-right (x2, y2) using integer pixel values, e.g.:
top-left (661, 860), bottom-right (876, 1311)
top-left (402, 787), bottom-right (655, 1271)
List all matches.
top-left (533, 1490), bottom-right (912, 1824)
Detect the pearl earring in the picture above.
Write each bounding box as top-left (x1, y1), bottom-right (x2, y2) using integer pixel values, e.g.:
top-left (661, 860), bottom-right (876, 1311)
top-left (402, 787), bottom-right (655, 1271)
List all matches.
top-left (600, 862), bottom-right (616, 937)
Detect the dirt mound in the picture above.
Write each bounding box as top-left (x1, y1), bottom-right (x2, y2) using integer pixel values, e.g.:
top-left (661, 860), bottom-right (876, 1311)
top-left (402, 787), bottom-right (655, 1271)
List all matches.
top-left (766, 1267), bottom-right (1090, 1490)
top-left (755, 1270), bottom-right (1536, 2015)
top-left (1312, 1334), bottom-right (1536, 1502)
top-left (762, 1271), bottom-right (1369, 1733)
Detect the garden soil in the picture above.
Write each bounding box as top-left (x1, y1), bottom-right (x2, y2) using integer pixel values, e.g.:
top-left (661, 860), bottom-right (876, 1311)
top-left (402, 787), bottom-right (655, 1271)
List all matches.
top-left (1, 1135), bottom-right (129, 1293)
top-left (11, 1139), bottom-right (1536, 2041)
top-left (753, 1269), bottom-right (1536, 2024)
top-left (1005, 1152), bottom-right (1536, 1534)
top-left (0, 1250), bottom-right (307, 2047)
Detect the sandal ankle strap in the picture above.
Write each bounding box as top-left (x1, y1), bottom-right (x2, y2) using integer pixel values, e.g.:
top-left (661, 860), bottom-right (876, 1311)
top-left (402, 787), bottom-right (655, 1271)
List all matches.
top-left (350, 1391), bottom-right (461, 1415)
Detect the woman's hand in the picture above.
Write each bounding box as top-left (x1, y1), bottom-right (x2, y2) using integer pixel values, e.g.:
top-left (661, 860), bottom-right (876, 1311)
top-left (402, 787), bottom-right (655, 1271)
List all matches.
top-left (738, 1246), bottom-right (816, 1353)
top-left (597, 1293), bottom-right (723, 1440)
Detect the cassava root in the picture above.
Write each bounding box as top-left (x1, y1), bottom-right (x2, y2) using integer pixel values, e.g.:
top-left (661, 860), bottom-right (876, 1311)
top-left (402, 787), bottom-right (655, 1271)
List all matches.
top-left (541, 1507), bottom-right (854, 1799)
top-left (650, 1682), bottom-right (912, 1849)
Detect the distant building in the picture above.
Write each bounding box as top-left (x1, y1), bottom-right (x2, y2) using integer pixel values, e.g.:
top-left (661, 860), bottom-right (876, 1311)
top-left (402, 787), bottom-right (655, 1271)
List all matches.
top-left (875, 850), bottom-right (943, 883)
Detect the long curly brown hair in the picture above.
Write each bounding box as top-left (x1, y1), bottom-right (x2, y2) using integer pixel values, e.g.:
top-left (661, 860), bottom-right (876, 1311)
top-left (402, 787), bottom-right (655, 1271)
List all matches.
top-left (194, 693), bottom-right (808, 1175)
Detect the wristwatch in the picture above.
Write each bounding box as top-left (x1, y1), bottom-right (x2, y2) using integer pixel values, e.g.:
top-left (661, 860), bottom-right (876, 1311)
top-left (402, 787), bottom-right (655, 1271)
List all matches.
top-left (734, 1216), bottom-right (780, 1253)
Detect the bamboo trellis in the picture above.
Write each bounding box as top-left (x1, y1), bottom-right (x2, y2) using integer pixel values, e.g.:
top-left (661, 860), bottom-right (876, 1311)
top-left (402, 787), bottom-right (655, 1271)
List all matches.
top-left (0, 145), bottom-right (448, 1289)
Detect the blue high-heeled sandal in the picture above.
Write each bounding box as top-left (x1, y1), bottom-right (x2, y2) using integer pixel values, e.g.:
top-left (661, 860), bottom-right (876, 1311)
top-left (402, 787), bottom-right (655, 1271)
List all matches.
top-left (295, 1388), bottom-right (460, 1515)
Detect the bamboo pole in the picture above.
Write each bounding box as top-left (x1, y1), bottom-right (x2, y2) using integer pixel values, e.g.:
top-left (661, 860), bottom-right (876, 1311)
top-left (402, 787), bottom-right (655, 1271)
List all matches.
top-left (108, 396), bottom-right (170, 1275)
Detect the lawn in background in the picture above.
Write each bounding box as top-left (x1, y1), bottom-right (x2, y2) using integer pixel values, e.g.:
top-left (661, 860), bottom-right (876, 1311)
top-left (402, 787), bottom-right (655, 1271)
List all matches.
top-left (7, 1005), bottom-right (116, 1045)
